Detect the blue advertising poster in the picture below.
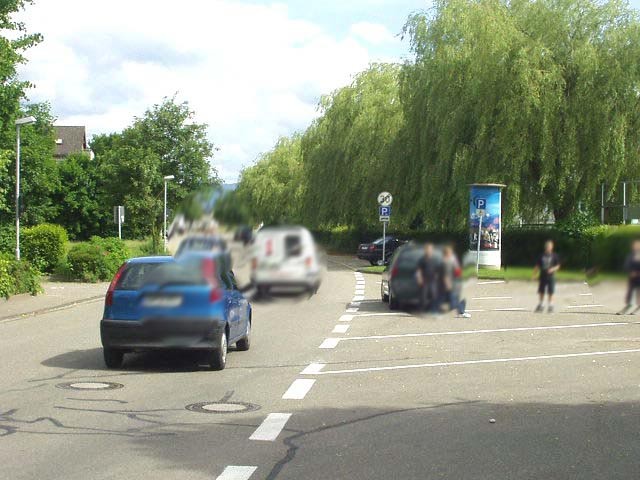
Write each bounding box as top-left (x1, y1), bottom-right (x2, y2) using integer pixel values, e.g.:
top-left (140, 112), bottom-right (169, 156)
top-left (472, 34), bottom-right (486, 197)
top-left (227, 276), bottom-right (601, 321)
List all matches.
top-left (469, 185), bottom-right (502, 252)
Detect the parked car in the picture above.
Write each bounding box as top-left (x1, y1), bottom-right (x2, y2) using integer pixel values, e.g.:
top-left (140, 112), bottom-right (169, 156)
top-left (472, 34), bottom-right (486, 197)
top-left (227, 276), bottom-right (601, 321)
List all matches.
top-left (100, 252), bottom-right (252, 370)
top-left (175, 234), bottom-right (228, 257)
top-left (357, 236), bottom-right (406, 266)
top-left (234, 225), bottom-right (253, 245)
top-left (250, 226), bottom-right (321, 295)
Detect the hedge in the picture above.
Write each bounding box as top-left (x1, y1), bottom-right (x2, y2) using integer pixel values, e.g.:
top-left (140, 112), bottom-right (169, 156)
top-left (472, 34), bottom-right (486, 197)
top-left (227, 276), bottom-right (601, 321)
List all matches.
top-left (66, 237), bottom-right (130, 282)
top-left (312, 224), bottom-right (640, 272)
top-left (0, 253), bottom-right (42, 299)
top-left (21, 224), bottom-right (68, 273)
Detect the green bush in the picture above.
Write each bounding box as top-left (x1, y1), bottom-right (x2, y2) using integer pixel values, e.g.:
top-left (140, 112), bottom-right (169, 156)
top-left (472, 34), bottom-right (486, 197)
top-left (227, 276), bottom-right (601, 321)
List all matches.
top-left (0, 225), bottom-right (16, 255)
top-left (0, 253), bottom-right (42, 299)
top-left (66, 236), bottom-right (130, 282)
top-left (21, 224), bottom-right (68, 273)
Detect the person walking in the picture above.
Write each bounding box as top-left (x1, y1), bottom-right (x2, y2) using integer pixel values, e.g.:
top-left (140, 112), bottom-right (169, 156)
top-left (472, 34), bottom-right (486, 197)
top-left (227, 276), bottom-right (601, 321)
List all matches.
top-left (617, 239), bottom-right (640, 315)
top-left (533, 240), bottom-right (560, 313)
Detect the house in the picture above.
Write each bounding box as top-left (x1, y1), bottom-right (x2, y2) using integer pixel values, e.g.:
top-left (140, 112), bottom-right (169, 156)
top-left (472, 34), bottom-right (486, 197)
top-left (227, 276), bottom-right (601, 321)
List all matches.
top-left (54, 126), bottom-right (93, 160)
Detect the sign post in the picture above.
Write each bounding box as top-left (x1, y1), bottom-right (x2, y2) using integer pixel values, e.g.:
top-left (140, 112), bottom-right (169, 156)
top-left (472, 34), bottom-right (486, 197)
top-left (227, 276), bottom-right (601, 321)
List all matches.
top-left (377, 192), bottom-right (393, 266)
top-left (113, 206), bottom-right (125, 240)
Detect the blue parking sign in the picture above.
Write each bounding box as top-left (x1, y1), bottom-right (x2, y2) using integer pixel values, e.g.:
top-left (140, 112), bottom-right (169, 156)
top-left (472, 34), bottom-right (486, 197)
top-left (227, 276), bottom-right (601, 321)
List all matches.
top-left (379, 206), bottom-right (392, 216)
top-left (475, 198), bottom-right (486, 209)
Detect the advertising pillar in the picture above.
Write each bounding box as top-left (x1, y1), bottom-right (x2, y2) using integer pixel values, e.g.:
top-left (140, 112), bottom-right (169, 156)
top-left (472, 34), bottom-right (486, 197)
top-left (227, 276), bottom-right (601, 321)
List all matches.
top-left (469, 184), bottom-right (505, 269)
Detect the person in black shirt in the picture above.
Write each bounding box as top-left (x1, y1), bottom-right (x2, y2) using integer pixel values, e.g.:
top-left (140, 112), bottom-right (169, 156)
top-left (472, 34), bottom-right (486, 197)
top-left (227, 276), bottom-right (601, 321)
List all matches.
top-left (533, 240), bottom-right (560, 313)
top-left (618, 240), bottom-right (640, 315)
top-left (417, 243), bottom-right (438, 312)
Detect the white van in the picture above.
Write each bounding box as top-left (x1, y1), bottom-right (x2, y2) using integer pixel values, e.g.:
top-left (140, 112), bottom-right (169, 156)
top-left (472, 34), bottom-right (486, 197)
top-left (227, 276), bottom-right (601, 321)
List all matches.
top-left (250, 226), bottom-right (321, 295)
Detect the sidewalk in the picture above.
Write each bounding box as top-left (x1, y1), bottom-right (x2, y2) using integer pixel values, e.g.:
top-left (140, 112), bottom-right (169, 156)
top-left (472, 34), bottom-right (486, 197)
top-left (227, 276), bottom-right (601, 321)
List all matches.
top-left (0, 281), bottom-right (109, 321)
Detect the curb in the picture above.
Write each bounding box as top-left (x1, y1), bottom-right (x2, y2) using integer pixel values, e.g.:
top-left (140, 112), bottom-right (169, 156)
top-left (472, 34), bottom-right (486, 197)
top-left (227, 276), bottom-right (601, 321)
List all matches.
top-left (0, 295), bottom-right (105, 324)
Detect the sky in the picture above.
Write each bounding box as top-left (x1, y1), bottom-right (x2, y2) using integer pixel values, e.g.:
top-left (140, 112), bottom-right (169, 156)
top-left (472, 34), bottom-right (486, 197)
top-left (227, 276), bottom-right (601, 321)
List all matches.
top-left (16, 0), bottom-right (430, 183)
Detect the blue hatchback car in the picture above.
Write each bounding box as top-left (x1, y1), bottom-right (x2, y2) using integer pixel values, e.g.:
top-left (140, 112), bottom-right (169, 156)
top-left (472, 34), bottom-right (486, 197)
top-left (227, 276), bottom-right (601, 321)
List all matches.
top-left (100, 252), bottom-right (251, 370)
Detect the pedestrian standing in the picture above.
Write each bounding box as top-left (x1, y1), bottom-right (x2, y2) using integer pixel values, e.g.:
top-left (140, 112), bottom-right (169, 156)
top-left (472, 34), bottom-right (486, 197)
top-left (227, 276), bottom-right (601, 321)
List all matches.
top-left (440, 245), bottom-right (471, 318)
top-left (533, 240), bottom-right (560, 313)
top-left (416, 243), bottom-right (438, 312)
top-left (617, 240), bottom-right (640, 315)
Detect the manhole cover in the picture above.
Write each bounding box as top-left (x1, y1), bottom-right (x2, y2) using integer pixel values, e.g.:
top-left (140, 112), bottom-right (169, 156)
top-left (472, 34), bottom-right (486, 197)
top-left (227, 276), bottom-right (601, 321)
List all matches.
top-left (186, 401), bottom-right (260, 414)
top-left (56, 381), bottom-right (124, 391)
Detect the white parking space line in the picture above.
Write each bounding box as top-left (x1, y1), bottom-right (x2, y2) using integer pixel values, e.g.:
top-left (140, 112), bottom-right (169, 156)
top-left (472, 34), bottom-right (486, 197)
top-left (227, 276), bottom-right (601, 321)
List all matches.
top-left (493, 307), bottom-right (527, 312)
top-left (477, 280), bottom-right (505, 285)
top-left (350, 302), bottom-right (361, 307)
top-left (282, 379), bottom-right (316, 399)
top-left (216, 466), bottom-right (257, 480)
top-left (566, 304), bottom-right (605, 309)
top-left (355, 289), bottom-right (365, 294)
top-left (352, 295), bottom-right (365, 301)
top-left (471, 296), bottom-right (513, 300)
top-left (466, 309), bottom-right (486, 313)
top-left (346, 308), bottom-right (359, 313)
top-left (320, 338), bottom-right (340, 349)
top-left (301, 363), bottom-right (326, 375)
top-left (579, 293), bottom-right (594, 296)
top-left (333, 324), bottom-right (350, 334)
top-left (311, 349), bottom-right (640, 376)
top-left (351, 312), bottom-right (412, 318)
top-left (339, 314), bottom-right (354, 322)
top-left (329, 321), bottom-right (632, 345)
top-left (249, 413), bottom-right (292, 441)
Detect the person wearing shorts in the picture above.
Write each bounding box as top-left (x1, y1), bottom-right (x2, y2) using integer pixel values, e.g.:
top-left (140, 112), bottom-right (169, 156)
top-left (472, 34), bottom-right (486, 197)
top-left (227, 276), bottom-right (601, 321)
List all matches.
top-left (533, 240), bottom-right (560, 313)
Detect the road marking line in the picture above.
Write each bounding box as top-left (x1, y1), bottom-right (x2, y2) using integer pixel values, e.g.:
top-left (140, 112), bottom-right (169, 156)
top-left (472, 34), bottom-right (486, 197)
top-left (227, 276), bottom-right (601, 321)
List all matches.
top-left (478, 280), bottom-right (505, 285)
top-left (492, 307), bottom-right (527, 311)
top-left (579, 293), bottom-right (594, 296)
top-left (566, 304), bottom-right (605, 309)
top-left (320, 338), bottom-right (340, 349)
top-left (466, 309), bottom-right (486, 313)
top-left (350, 302), bottom-right (361, 307)
top-left (346, 308), bottom-right (359, 313)
top-left (333, 324), bottom-right (350, 334)
top-left (332, 321), bottom-right (631, 343)
top-left (352, 295), bottom-right (365, 301)
top-left (301, 363), bottom-right (326, 375)
top-left (339, 314), bottom-right (354, 322)
top-left (282, 379), bottom-right (316, 399)
top-left (311, 349), bottom-right (640, 376)
top-left (355, 290), bottom-right (365, 295)
top-left (216, 466), bottom-right (257, 480)
top-left (352, 312), bottom-right (412, 318)
top-left (249, 413), bottom-right (291, 441)
top-left (471, 296), bottom-right (513, 300)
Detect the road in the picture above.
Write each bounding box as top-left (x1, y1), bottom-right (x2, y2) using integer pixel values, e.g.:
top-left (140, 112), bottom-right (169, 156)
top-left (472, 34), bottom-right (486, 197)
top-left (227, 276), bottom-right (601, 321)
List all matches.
top-left (1, 244), bottom-right (640, 479)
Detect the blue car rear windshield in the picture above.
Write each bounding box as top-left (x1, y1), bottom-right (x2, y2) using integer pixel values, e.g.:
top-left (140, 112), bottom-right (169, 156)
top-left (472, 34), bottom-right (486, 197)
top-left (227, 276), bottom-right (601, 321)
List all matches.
top-left (117, 262), bottom-right (208, 290)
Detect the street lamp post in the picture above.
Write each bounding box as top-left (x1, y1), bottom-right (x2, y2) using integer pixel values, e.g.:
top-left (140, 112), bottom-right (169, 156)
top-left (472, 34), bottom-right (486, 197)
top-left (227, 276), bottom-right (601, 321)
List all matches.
top-left (163, 175), bottom-right (175, 252)
top-left (14, 116), bottom-right (36, 261)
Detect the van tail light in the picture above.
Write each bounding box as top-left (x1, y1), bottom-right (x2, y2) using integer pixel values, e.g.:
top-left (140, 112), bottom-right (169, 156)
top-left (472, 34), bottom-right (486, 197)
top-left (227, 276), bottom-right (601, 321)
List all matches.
top-left (266, 239), bottom-right (273, 256)
top-left (369, 245), bottom-right (375, 251)
top-left (209, 288), bottom-right (223, 303)
top-left (390, 266), bottom-right (399, 279)
top-left (305, 257), bottom-right (312, 268)
top-left (251, 258), bottom-right (257, 270)
top-left (105, 263), bottom-right (127, 306)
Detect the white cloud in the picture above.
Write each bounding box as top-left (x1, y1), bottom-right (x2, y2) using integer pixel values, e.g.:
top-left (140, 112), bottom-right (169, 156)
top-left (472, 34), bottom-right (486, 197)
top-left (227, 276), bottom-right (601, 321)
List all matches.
top-left (350, 22), bottom-right (397, 45)
top-left (16, 0), bottom-right (404, 182)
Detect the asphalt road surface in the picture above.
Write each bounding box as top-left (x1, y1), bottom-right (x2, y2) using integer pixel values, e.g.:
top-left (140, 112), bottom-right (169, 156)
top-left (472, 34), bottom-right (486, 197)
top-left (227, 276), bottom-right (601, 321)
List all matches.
top-left (1, 245), bottom-right (640, 479)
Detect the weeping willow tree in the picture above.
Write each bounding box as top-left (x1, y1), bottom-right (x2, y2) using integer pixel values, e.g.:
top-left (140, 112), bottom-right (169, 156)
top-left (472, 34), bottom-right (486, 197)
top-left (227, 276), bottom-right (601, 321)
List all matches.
top-left (401, 0), bottom-right (640, 227)
top-left (301, 63), bottom-right (404, 228)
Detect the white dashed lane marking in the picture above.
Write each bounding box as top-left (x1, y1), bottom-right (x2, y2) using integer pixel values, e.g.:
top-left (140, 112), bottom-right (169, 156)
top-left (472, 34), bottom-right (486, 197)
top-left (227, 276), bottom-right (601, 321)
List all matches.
top-left (566, 304), bottom-right (605, 309)
top-left (319, 338), bottom-right (340, 349)
top-left (216, 466), bottom-right (257, 480)
top-left (301, 363), bottom-right (326, 375)
top-left (333, 324), bottom-right (350, 334)
top-left (249, 413), bottom-right (292, 441)
top-left (282, 379), bottom-right (316, 399)
top-left (302, 349), bottom-right (640, 376)
top-left (471, 296), bottom-right (513, 300)
top-left (339, 315), bottom-right (354, 322)
top-left (477, 280), bottom-right (505, 285)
